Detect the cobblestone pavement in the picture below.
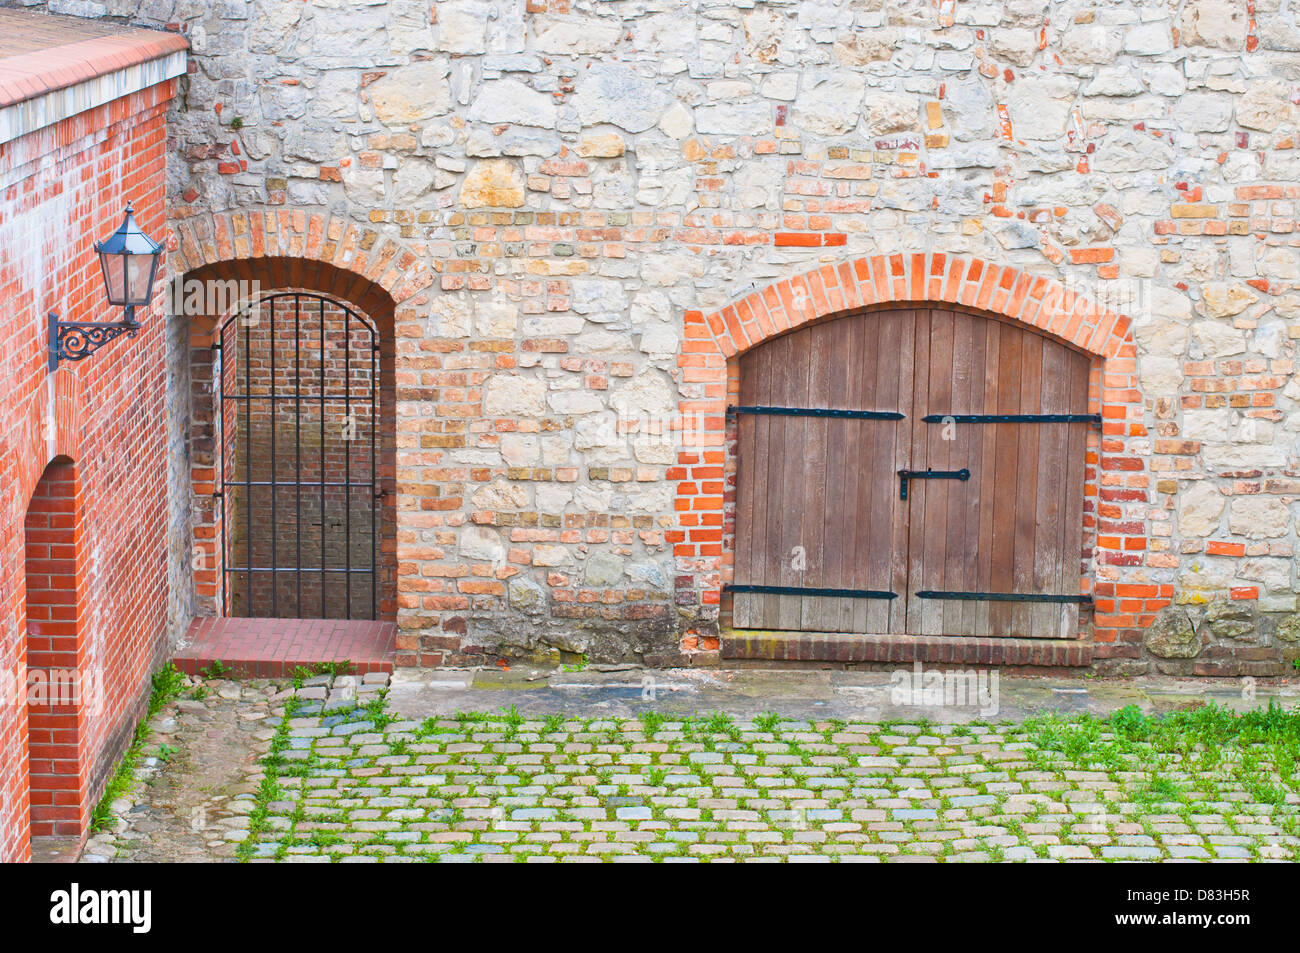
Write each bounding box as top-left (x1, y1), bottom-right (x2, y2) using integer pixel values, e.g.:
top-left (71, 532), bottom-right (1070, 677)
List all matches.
top-left (86, 669), bottom-right (1300, 864)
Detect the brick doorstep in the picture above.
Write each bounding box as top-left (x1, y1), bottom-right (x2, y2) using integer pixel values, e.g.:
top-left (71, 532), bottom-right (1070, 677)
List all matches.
top-left (721, 630), bottom-right (1093, 667)
top-left (173, 617), bottom-right (397, 678)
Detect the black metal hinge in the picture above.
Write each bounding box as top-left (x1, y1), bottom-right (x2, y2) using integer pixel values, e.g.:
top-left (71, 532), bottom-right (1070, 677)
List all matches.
top-left (922, 413), bottom-right (1101, 425)
top-left (726, 584), bottom-right (897, 600)
top-left (915, 590), bottom-right (1093, 605)
top-left (897, 467), bottom-right (970, 500)
top-left (729, 405), bottom-right (904, 421)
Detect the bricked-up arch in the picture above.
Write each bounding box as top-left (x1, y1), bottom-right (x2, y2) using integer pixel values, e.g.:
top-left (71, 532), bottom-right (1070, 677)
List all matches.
top-left (23, 458), bottom-right (89, 840)
top-left (172, 209), bottom-right (433, 628)
top-left (676, 253), bottom-right (1147, 665)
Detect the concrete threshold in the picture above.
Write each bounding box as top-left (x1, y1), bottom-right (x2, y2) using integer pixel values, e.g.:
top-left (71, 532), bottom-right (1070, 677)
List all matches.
top-left (387, 666), bottom-right (1300, 724)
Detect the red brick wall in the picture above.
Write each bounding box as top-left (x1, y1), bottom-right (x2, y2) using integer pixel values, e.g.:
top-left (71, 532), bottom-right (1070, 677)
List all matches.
top-left (23, 461), bottom-right (87, 838)
top-left (0, 79), bottom-right (179, 861)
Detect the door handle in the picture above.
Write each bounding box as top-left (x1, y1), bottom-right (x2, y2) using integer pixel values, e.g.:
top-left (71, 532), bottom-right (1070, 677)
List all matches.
top-left (897, 467), bottom-right (970, 500)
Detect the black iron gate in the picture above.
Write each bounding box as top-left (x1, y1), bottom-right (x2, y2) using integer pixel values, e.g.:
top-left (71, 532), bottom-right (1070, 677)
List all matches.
top-left (217, 292), bottom-right (380, 620)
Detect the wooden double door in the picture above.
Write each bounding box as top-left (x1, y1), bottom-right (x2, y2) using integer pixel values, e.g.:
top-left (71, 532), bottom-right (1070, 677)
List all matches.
top-left (731, 307), bottom-right (1093, 640)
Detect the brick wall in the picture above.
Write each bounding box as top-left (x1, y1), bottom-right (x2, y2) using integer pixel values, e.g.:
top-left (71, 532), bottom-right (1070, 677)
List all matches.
top-left (0, 78), bottom-right (179, 861)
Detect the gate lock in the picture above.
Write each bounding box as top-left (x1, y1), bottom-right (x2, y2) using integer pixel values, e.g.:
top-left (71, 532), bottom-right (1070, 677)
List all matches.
top-left (897, 467), bottom-right (970, 500)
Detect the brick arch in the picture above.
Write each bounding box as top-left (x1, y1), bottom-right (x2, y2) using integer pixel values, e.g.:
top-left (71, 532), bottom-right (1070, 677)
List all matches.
top-left (8, 372), bottom-right (86, 520)
top-left (675, 253), bottom-right (1145, 660)
top-left (167, 208), bottom-right (433, 319)
top-left (692, 253), bottom-right (1135, 361)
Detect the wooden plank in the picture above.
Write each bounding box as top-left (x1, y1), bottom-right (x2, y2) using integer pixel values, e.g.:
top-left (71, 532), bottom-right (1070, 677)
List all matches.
top-left (920, 308), bottom-right (954, 635)
top-left (904, 309), bottom-right (931, 634)
top-left (946, 311), bottom-right (977, 636)
top-left (775, 329), bottom-right (811, 629)
top-left (1031, 341), bottom-right (1069, 638)
top-left (824, 316), bottom-right (857, 632)
top-left (733, 346), bottom-right (760, 628)
top-left (1010, 332), bottom-right (1043, 637)
top-left (756, 342), bottom-right (783, 627)
top-left (1060, 352), bottom-right (1091, 640)
top-left (977, 321), bottom-right (1003, 639)
top-left (864, 311), bottom-right (900, 633)
top-left (987, 322), bottom-right (1021, 636)
top-left (800, 322), bottom-right (833, 629)
top-left (893, 309), bottom-right (917, 634)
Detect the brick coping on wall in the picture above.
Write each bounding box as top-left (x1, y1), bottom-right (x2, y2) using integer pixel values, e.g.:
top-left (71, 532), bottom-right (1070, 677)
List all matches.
top-left (0, 7), bottom-right (187, 144)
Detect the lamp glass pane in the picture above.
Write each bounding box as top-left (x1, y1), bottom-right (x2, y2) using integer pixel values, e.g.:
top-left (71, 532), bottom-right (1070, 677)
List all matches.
top-left (125, 253), bottom-right (155, 306)
top-left (99, 251), bottom-right (127, 305)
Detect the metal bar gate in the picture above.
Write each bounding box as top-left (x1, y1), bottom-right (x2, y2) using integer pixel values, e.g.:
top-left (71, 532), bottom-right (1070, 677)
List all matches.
top-left (216, 292), bottom-right (380, 620)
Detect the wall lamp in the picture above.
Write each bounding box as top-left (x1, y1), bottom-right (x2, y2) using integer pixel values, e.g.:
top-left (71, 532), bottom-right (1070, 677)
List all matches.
top-left (49, 202), bottom-right (163, 372)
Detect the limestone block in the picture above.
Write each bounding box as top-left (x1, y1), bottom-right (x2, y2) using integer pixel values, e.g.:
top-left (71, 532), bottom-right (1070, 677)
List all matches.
top-left (1180, 0), bottom-right (1249, 51)
top-left (368, 62), bottom-right (451, 124)
top-left (483, 375), bottom-right (546, 416)
top-left (472, 480), bottom-right (530, 509)
top-left (467, 79), bottom-right (557, 128)
top-left (460, 159), bottom-right (526, 208)
top-left (1228, 497), bottom-right (1290, 539)
top-left (1178, 482), bottom-right (1225, 537)
top-left (792, 73), bottom-right (866, 136)
top-left (573, 62), bottom-right (671, 133)
top-left (535, 18), bottom-right (622, 55)
top-left (1237, 80), bottom-right (1296, 132)
top-left (863, 90), bottom-right (919, 136)
top-left (1202, 282), bottom-right (1258, 318)
top-left (1005, 75), bottom-right (1075, 140)
top-left (1143, 608), bottom-right (1201, 659)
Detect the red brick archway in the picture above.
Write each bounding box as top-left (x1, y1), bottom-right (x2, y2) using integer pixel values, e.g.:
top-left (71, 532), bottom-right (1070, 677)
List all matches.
top-left (169, 209), bottom-right (432, 663)
top-left (23, 457), bottom-right (89, 841)
top-left (676, 253), bottom-right (1148, 664)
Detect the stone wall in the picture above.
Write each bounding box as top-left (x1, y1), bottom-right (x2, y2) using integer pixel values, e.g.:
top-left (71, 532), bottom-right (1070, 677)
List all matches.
top-left (30, 0), bottom-right (1300, 673)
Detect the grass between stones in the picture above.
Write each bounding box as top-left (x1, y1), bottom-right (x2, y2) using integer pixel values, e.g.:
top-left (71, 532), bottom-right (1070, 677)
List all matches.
top-left (88, 663), bottom-right (187, 834)
top-left (234, 694), bottom-right (1300, 863)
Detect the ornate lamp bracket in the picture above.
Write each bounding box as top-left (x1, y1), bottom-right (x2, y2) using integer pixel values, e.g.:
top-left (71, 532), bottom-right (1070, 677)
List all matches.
top-left (48, 308), bottom-right (140, 372)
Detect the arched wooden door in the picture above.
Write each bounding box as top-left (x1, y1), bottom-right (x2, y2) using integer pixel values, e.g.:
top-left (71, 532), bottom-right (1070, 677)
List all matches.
top-left (731, 307), bottom-right (1093, 639)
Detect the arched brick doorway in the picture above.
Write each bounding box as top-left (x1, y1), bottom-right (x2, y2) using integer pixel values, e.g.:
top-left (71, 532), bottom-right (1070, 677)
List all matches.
top-left (185, 264), bottom-right (399, 622)
top-left (23, 458), bottom-right (89, 841)
top-left (678, 253), bottom-right (1140, 666)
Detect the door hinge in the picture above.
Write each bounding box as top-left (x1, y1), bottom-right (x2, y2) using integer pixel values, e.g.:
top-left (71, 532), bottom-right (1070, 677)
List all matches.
top-left (726, 584), bottom-right (897, 600)
top-left (729, 405), bottom-right (904, 421)
top-left (922, 413), bottom-right (1101, 426)
top-left (915, 590), bottom-right (1093, 605)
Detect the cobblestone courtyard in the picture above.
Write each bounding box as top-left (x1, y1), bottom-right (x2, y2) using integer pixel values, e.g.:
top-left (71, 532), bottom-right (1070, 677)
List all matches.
top-left (80, 669), bottom-right (1300, 863)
